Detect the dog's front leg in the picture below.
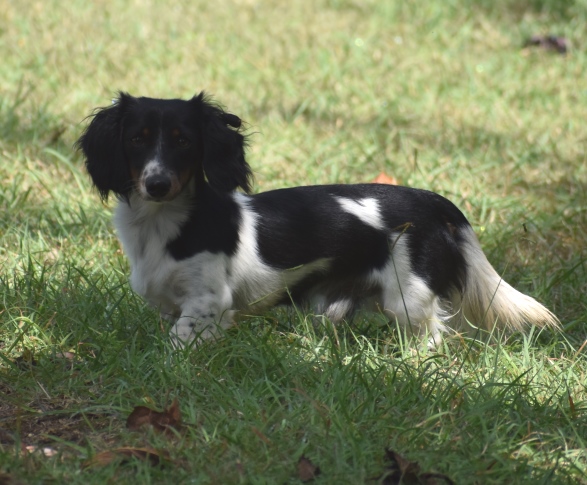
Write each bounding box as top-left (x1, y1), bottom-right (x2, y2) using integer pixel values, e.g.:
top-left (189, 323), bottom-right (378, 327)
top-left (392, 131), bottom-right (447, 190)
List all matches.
top-left (170, 288), bottom-right (235, 348)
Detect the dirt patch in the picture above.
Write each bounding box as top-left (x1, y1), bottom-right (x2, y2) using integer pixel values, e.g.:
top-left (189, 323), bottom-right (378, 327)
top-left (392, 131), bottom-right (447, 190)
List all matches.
top-left (1, 408), bottom-right (111, 446)
top-left (0, 384), bottom-right (116, 448)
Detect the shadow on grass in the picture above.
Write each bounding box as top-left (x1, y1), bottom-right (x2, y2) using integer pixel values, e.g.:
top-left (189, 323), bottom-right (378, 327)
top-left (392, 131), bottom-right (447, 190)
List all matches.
top-left (1, 314), bottom-right (583, 483)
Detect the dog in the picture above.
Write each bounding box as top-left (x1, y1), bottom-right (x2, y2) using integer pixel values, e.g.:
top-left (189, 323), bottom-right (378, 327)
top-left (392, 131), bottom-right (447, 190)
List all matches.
top-left (76, 92), bottom-right (560, 348)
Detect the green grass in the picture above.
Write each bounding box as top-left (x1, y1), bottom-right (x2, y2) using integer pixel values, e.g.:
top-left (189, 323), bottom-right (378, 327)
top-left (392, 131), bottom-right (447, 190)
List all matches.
top-left (1, 0), bottom-right (587, 483)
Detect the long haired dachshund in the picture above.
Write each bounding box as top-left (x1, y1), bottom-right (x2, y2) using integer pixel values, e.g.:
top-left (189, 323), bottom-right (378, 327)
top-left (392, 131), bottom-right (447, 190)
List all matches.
top-left (76, 92), bottom-right (559, 347)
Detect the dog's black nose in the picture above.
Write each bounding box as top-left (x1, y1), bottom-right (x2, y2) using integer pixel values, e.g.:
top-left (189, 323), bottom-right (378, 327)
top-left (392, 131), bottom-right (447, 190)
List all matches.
top-left (145, 176), bottom-right (172, 199)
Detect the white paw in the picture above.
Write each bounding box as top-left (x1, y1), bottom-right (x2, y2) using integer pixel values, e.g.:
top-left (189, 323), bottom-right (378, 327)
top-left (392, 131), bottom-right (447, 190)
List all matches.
top-left (170, 321), bottom-right (218, 349)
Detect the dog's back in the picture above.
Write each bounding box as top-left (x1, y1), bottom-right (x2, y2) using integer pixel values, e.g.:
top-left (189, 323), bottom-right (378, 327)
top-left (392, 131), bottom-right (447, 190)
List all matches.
top-left (76, 93), bottom-right (559, 347)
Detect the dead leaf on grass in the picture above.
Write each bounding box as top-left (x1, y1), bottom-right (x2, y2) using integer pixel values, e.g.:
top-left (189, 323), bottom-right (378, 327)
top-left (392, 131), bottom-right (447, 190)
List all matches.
top-left (126, 398), bottom-right (182, 435)
top-left (371, 172), bottom-right (399, 185)
top-left (54, 351), bottom-right (76, 361)
top-left (523, 35), bottom-right (569, 55)
top-left (297, 455), bottom-right (320, 482)
top-left (569, 392), bottom-right (577, 419)
top-left (82, 447), bottom-right (168, 469)
top-left (377, 449), bottom-right (455, 485)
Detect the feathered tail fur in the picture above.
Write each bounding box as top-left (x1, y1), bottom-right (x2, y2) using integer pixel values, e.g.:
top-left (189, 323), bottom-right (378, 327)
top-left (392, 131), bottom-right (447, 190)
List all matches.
top-left (452, 227), bottom-right (560, 333)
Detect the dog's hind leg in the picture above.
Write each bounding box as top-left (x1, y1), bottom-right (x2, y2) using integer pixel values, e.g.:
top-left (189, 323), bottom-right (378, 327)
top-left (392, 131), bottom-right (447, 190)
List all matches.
top-left (323, 298), bottom-right (356, 323)
top-left (371, 237), bottom-right (448, 347)
top-left (379, 277), bottom-right (446, 347)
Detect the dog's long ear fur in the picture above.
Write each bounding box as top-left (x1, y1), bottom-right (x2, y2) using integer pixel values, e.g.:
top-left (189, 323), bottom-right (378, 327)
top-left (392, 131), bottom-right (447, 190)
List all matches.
top-left (193, 93), bottom-right (253, 193)
top-left (75, 93), bottom-right (135, 201)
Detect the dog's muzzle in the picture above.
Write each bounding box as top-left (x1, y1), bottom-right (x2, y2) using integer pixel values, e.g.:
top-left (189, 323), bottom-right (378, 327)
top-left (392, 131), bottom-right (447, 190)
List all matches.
top-left (144, 174), bottom-right (172, 200)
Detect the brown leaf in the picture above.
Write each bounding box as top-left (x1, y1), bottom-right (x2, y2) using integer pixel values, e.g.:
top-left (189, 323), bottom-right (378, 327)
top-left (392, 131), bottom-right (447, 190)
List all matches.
top-left (371, 172), bottom-right (399, 185)
top-left (297, 455), bottom-right (320, 482)
top-left (378, 449), bottom-right (455, 485)
top-left (54, 351), bottom-right (76, 361)
top-left (82, 447), bottom-right (167, 469)
top-left (523, 35), bottom-right (568, 55)
top-left (126, 398), bottom-right (182, 435)
top-left (569, 392), bottom-right (577, 419)
top-left (381, 449), bottom-right (421, 484)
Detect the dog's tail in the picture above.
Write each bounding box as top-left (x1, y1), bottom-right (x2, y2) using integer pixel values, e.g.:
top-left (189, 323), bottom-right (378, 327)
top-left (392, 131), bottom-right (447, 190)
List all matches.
top-left (452, 226), bottom-right (560, 333)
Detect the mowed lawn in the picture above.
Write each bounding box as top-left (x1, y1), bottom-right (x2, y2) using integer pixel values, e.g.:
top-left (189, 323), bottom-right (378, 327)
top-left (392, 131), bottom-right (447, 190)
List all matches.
top-left (1, 0), bottom-right (586, 483)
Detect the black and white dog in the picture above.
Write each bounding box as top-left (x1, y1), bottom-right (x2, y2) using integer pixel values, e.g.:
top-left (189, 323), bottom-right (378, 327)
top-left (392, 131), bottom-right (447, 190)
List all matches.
top-left (76, 92), bottom-right (559, 347)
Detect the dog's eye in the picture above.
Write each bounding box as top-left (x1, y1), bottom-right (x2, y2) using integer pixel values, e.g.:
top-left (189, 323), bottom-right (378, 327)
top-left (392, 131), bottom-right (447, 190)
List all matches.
top-left (177, 137), bottom-right (190, 148)
top-left (130, 136), bottom-right (144, 146)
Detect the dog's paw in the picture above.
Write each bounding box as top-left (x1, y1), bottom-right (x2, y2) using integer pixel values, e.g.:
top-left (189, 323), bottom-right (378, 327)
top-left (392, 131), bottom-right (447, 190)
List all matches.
top-left (169, 321), bottom-right (220, 349)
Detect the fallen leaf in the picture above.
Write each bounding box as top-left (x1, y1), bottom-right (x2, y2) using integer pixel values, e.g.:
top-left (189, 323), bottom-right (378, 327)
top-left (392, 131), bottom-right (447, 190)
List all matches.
top-left (380, 449), bottom-right (420, 484)
top-left (569, 393), bottom-right (577, 419)
top-left (297, 455), bottom-right (320, 482)
top-left (523, 35), bottom-right (568, 55)
top-left (378, 449), bottom-right (455, 485)
top-left (82, 447), bottom-right (167, 469)
top-left (126, 398), bottom-right (182, 435)
top-left (54, 351), bottom-right (76, 361)
top-left (371, 172), bottom-right (399, 185)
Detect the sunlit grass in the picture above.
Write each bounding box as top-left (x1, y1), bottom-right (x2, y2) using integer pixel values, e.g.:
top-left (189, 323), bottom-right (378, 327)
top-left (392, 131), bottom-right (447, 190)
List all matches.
top-left (1, 0), bottom-right (586, 483)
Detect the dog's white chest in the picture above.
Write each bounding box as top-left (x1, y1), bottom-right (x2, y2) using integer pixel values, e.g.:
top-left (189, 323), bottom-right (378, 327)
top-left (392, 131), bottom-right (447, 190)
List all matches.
top-left (114, 199), bottom-right (189, 308)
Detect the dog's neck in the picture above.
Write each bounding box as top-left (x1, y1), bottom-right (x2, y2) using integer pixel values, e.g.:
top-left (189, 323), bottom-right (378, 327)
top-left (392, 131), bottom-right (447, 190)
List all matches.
top-left (114, 180), bottom-right (241, 252)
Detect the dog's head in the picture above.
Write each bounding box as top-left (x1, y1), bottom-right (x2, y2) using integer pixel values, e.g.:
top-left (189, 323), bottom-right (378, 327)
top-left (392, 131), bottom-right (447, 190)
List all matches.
top-left (76, 92), bottom-right (252, 201)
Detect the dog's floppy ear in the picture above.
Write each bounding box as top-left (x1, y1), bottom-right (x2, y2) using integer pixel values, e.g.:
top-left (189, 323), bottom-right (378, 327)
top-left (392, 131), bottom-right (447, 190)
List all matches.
top-left (75, 93), bottom-right (135, 201)
top-left (193, 93), bottom-right (253, 193)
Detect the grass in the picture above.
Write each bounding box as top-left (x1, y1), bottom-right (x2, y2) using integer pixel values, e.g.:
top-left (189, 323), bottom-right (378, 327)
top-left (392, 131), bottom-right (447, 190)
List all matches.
top-left (1, 0), bottom-right (587, 483)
